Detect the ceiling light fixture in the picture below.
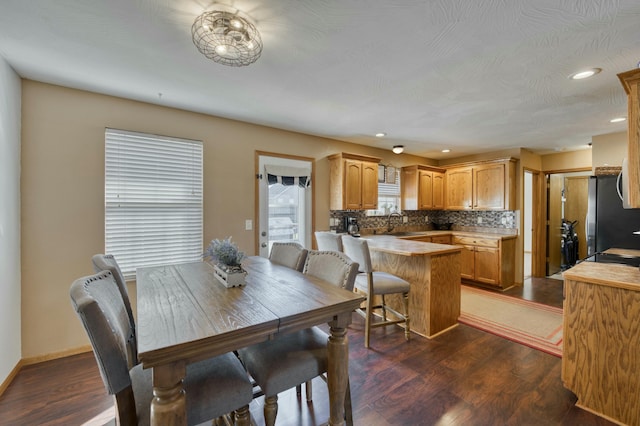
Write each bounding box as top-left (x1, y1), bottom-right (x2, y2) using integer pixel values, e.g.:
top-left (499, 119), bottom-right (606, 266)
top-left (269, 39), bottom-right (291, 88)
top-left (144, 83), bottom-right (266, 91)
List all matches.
top-left (569, 68), bottom-right (601, 80)
top-left (610, 117), bottom-right (626, 123)
top-left (392, 145), bottom-right (404, 154)
top-left (442, 149), bottom-right (451, 153)
top-left (192, 9), bottom-right (262, 67)
top-left (375, 132), bottom-right (386, 138)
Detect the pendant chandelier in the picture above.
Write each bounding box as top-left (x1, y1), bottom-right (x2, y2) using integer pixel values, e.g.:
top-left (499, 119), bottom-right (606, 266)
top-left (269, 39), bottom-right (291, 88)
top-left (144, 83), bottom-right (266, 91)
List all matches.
top-left (191, 9), bottom-right (262, 67)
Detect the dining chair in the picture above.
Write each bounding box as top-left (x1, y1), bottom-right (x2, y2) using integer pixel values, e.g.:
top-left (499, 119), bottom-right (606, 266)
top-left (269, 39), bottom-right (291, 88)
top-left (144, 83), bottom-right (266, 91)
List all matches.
top-left (91, 253), bottom-right (137, 366)
top-left (70, 271), bottom-right (253, 425)
top-left (237, 250), bottom-right (359, 426)
top-left (269, 241), bottom-right (308, 272)
top-left (341, 235), bottom-right (411, 348)
top-left (314, 231), bottom-right (343, 252)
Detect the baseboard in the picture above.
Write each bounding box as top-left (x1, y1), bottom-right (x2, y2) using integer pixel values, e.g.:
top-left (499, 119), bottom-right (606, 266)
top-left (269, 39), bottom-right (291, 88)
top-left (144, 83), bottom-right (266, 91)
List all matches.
top-left (0, 359), bottom-right (23, 397)
top-left (21, 345), bottom-right (93, 367)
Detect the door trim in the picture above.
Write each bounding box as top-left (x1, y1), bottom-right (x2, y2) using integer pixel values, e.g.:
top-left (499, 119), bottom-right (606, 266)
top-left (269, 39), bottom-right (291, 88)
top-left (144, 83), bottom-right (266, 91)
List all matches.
top-left (254, 151), bottom-right (315, 254)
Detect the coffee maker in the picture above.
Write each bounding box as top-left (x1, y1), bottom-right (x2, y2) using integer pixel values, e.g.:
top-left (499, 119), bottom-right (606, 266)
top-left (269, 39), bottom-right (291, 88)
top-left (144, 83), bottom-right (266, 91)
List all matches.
top-left (344, 216), bottom-right (360, 237)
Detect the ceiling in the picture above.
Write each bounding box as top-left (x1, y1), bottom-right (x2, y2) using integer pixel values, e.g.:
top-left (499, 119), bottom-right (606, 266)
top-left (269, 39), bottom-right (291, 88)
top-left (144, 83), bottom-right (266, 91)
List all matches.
top-left (1, 0), bottom-right (639, 159)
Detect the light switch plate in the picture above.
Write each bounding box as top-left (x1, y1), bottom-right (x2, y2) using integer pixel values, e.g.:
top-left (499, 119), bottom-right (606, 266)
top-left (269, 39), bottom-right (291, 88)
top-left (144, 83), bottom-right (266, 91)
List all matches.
top-left (245, 219), bottom-right (253, 230)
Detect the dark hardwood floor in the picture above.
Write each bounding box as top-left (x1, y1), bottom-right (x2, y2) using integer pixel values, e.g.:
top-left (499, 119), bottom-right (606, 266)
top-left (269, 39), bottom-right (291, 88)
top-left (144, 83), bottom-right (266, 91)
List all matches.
top-left (0, 277), bottom-right (613, 425)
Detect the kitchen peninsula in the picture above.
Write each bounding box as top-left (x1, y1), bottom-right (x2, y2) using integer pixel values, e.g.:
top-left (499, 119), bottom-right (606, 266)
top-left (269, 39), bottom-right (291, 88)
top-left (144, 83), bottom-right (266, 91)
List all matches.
top-left (364, 235), bottom-right (462, 338)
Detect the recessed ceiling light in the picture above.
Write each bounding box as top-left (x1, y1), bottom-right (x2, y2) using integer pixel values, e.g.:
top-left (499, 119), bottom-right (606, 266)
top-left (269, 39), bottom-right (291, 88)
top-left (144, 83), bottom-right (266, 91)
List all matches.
top-left (392, 145), bottom-right (404, 154)
top-left (569, 68), bottom-right (602, 80)
top-left (375, 132), bottom-right (386, 138)
top-left (610, 117), bottom-right (626, 123)
top-left (441, 149), bottom-right (450, 153)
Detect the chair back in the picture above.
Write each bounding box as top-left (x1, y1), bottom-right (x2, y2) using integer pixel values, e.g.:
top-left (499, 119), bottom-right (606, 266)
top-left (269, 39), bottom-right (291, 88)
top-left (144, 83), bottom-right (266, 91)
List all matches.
top-left (315, 231), bottom-right (343, 252)
top-left (303, 250), bottom-right (359, 291)
top-left (341, 235), bottom-right (373, 273)
top-left (92, 254), bottom-right (137, 361)
top-left (269, 242), bottom-right (308, 272)
top-left (70, 271), bottom-right (136, 396)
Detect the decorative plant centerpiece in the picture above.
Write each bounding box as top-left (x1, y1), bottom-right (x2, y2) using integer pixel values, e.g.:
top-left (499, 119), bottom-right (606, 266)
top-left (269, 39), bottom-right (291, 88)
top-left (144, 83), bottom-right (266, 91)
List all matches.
top-left (204, 237), bottom-right (247, 288)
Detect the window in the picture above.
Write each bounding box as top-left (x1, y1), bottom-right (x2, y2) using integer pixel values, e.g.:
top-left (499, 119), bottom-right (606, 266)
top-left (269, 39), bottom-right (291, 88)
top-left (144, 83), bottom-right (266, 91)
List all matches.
top-left (105, 129), bottom-right (203, 279)
top-left (368, 167), bottom-right (401, 216)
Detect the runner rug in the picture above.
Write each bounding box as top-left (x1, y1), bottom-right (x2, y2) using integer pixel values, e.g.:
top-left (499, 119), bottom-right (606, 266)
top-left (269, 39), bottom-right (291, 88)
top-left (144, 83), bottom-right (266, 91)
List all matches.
top-left (459, 285), bottom-right (563, 357)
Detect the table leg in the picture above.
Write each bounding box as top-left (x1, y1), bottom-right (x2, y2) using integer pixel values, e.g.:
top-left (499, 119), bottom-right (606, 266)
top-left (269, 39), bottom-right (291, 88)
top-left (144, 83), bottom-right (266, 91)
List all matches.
top-left (327, 325), bottom-right (348, 426)
top-left (150, 361), bottom-right (187, 426)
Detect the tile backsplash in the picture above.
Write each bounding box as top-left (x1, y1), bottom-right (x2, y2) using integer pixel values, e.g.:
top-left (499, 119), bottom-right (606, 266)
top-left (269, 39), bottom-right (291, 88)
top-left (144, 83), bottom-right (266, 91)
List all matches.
top-left (329, 210), bottom-right (517, 234)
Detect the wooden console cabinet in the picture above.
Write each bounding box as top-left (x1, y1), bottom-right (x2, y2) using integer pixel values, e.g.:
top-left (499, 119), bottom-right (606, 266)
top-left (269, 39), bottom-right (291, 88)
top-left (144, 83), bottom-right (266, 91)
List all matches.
top-left (563, 261), bottom-right (640, 425)
top-left (328, 152), bottom-right (381, 210)
top-left (401, 165), bottom-right (445, 210)
top-left (452, 234), bottom-right (516, 288)
top-left (445, 158), bottom-right (516, 211)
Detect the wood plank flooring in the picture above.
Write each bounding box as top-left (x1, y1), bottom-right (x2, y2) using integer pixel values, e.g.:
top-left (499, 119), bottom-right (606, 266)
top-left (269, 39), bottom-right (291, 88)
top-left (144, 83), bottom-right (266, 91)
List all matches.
top-left (0, 277), bottom-right (614, 425)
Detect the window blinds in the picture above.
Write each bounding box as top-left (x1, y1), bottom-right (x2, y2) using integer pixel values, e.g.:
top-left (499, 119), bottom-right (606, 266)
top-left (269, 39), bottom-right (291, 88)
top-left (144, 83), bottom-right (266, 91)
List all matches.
top-left (105, 129), bottom-right (203, 279)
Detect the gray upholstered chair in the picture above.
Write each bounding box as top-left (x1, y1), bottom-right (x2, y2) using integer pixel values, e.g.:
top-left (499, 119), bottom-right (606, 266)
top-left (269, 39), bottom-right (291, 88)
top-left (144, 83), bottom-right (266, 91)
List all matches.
top-left (238, 250), bottom-right (359, 426)
top-left (315, 231), bottom-right (343, 252)
top-left (70, 271), bottom-right (253, 426)
top-left (269, 242), bottom-right (308, 272)
top-left (341, 235), bottom-right (411, 348)
top-left (91, 253), bottom-right (137, 365)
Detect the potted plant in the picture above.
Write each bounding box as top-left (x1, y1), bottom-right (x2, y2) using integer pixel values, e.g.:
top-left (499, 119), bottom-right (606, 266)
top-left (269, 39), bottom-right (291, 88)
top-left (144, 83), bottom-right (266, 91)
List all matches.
top-left (204, 237), bottom-right (247, 287)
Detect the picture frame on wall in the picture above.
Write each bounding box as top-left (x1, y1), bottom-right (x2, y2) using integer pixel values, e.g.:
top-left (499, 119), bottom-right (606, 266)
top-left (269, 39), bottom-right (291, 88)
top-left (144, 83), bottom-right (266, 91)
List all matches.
top-left (378, 165), bottom-right (386, 183)
top-left (386, 166), bottom-right (397, 184)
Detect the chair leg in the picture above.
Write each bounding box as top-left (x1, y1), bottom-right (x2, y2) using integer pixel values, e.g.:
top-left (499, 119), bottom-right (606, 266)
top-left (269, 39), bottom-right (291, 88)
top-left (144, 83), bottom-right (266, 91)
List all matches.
top-left (403, 291), bottom-right (410, 341)
top-left (264, 395), bottom-right (278, 426)
top-left (381, 294), bottom-right (387, 321)
top-left (234, 405), bottom-right (251, 426)
top-left (364, 293), bottom-right (373, 348)
top-left (296, 384), bottom-right (301, 398)
top-left (305, 380), bottom-right (313, 402)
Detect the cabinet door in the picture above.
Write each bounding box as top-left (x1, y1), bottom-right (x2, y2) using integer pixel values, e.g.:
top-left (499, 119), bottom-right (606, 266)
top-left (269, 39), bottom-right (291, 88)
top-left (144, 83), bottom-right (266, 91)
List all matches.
top-left (474, 163), bottom-right (505, 210)
top-left (459, 245), bottom-right (475, 279)
top-left (474, 246), bottom-right (500, 285)
top-left (418, 171), bottom-right (433, 209)
top-left (344, 160), bottom-right (363, 209)
top-left (431, 235), bottom-right (451, 244)
top-left (446, 167), bottom-right (473, 210)
top-left (432, 172), bottom-right (445, 209)
top-left (361, 161), bottom-right (379, 209)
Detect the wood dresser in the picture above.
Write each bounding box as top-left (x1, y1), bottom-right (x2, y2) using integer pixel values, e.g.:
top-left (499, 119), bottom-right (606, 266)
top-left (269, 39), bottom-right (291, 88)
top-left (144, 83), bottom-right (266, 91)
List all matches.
top-left (562, 259), bottom-right (640, 425)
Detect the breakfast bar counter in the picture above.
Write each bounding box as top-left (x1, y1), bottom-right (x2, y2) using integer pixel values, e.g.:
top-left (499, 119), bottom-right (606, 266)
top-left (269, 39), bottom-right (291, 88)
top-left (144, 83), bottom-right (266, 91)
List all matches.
top-left (362, 235), bottom-right (462, 338)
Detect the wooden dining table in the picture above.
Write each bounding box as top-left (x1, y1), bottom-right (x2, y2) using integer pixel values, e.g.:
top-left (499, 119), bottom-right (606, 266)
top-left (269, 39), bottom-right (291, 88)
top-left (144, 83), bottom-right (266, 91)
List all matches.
top-left (136, 256), bottom-right (365, 426)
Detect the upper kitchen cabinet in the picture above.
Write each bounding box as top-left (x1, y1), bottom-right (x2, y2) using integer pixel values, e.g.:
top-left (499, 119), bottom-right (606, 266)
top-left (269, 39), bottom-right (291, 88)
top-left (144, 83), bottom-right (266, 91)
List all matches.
top-left (328, 152), bottom-right (381, 210)
top-left (618, 68), bottom-right (640, 208)
top-left (445, 158), bottom-right (516, 211)
top-left (401, 165), bottom-right (446, 210)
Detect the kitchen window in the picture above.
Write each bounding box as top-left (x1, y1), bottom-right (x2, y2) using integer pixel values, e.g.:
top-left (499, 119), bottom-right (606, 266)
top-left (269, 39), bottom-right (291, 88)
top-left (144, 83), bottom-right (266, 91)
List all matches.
top-left (104, 128), bottom-right (203, 279)
top-left (368, 167), bottom-right (401, 216)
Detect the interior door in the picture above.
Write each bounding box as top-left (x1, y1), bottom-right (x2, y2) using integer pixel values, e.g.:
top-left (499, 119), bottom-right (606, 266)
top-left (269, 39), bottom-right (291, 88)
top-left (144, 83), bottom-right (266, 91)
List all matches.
top-left (257, 153), bottom-right (313, 258)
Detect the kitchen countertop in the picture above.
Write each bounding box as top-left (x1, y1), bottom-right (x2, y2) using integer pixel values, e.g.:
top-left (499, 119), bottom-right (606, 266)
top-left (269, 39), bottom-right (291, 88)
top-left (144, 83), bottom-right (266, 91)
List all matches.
top-left (563, 260), bottom-right (640, 291)
top-left (359, 234), bottom-right (462, 257)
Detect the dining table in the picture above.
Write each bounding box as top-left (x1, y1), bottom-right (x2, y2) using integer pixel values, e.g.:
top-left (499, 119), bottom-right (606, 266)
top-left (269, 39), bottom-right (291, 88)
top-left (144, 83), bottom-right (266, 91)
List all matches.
top-left (136, 256), bottom-right (365, 426)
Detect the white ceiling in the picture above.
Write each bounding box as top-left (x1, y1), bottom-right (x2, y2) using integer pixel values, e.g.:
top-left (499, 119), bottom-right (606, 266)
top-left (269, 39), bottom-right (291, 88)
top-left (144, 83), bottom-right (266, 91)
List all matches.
top-left (1, 0), bottom-right (639, 159)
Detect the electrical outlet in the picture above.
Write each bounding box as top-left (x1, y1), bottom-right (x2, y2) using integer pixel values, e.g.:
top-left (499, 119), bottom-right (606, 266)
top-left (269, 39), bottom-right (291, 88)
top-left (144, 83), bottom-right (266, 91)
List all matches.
top-left (477, 217), bottom-right (483, 224)
top-left (501, 217), bottom-right (507, 225)
top-left (403, 215), bottom-right (408, 223)
top-left (425, 215), bottom-right (429, 222)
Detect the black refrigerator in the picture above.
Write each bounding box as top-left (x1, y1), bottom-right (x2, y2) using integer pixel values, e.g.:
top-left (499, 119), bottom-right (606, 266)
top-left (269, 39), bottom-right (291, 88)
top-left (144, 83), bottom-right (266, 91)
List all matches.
top-left (586, 175), bottom-right (640, 256)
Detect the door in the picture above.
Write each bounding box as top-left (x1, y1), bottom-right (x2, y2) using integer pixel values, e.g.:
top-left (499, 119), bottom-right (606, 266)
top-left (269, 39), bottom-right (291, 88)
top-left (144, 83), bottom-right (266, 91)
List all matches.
top-left (257, 153), bottom-right (313, 257)
top-left (446, 167), bottom-right (473, 210)
top-left (474, 163), bottom-right (505, 210)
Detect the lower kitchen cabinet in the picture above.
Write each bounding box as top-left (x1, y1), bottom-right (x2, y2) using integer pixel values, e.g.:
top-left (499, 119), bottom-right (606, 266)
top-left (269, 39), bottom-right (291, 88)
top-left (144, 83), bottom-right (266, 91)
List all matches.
top-left (453, 235), bottom-right (515, 289)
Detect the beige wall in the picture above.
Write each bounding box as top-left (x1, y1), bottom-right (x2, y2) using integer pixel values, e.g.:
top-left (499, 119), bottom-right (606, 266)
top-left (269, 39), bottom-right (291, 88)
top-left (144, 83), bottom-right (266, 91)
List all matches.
top-left (20, 81), bottom-right (432, 359)
top-left (591, 131), bottom-right (627, 171)
top-left (541, 149), bottom-right (592, 172)
top-left (0, 56), bottom-right (22, 386)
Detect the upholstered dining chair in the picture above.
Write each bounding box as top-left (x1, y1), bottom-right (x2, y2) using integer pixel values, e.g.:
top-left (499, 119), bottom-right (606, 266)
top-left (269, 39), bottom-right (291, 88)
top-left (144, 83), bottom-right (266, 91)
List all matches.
top-left (91, 253), bottom-right (137, 365)
top-left (237, 250), bottom-right (359, 426)
top-left (70, 271), bottom-right (253, 426)
top-left (314, 231), bottom-right (343, 252)
top-left (269, 241), bottom-right (308, 272)
top-left (341, 235), bottom-right (411, 348)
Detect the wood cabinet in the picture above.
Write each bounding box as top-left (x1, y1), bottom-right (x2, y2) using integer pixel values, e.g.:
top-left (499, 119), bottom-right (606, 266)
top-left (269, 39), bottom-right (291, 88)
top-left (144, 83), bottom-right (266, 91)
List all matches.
top-left (563, 262), bottom-right (640, 425)
top-left (445, 159), bottom-right (516, 211)
top-left (401, 165), bottom-right (445, 210)
top-left (617, 69), bottom-right (640, 208)
top-left (431, 235), bottom-right (451, 244)
top-left (328, 153), bottom-right (381, 210)
top-left (452, 235), bottom-right (515, 288)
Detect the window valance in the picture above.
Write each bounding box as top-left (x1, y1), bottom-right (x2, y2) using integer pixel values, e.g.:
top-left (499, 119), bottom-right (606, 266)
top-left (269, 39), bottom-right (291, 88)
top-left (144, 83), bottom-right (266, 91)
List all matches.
top-left (265, 164), bottom-right (311, 188)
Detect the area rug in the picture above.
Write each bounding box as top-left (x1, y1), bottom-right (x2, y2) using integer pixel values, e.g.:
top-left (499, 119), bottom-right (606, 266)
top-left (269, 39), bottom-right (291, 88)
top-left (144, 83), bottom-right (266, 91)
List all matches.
top-left (459, 285), bottom-right (563, 357)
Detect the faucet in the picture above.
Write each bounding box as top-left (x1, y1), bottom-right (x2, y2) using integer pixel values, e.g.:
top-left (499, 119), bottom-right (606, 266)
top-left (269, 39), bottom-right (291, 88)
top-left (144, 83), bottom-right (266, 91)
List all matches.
top-left (386, 212), bottom-right (402, 233)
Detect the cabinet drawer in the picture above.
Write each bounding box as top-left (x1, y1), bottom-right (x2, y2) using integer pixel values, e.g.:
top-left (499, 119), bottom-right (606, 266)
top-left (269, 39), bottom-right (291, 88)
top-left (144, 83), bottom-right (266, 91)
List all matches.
top-left (452, 235), bottom-right (499, 248)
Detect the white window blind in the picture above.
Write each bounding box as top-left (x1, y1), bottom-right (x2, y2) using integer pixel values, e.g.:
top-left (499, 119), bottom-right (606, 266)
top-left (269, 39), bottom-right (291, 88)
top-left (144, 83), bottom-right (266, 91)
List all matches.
top-left (105, 129), bottom-right (203, 279)
top-left (368, 168), bottom-right (401, 216)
